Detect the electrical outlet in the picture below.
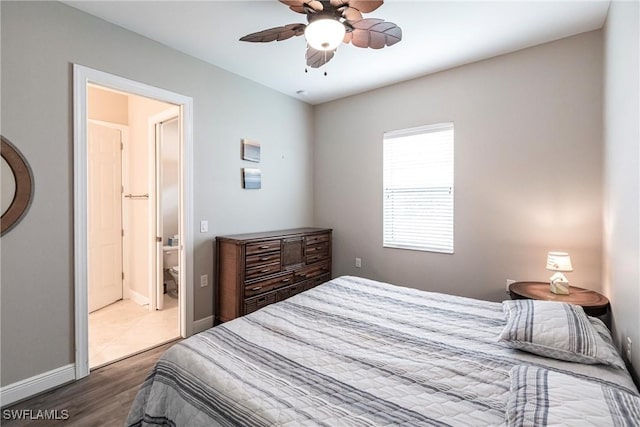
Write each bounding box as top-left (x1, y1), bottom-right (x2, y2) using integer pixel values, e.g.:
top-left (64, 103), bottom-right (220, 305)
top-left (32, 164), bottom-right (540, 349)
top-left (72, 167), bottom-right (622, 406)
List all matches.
top-left (626, 336), bottom-right (632, 360)
top-left (355, 257), bottom-right (362, 268)
top-left (200, 220), bottom-right (208, 233)
top-left (506, 279), bottom-right (516, 293)
top-left (200, 274), bottom-right (208, 288)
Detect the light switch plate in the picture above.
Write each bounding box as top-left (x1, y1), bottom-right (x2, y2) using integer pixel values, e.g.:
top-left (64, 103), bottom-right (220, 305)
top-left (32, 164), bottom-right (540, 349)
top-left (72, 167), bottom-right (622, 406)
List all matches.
top-left (200, 220), bottom-right (208, 233)
top-left (200, 274), bottom-right (208, 288)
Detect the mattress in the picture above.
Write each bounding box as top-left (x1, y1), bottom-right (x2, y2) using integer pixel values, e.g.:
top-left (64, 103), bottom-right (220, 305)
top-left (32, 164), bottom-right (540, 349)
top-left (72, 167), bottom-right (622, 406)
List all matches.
top-left (127, 276), bottom-right (637, 426)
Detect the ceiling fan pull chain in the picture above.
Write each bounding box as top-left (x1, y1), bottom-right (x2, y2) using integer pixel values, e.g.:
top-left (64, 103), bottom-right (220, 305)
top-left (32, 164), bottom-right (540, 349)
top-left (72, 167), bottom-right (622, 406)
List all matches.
top-left (323, 50), bottom-right (328, 76)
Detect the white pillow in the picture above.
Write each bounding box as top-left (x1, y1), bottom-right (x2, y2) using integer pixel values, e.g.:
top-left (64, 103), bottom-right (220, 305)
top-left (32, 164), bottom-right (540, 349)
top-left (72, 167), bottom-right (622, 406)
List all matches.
top-left (507, 365), bottom-right (640, 426)
top-left (499, 299), bottom-right (624, 368)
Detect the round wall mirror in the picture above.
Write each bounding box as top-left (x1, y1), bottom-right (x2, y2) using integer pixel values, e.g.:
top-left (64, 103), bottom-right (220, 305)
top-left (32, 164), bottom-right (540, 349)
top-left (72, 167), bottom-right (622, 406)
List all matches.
top-left (1, 136), bottom-right (34, 236)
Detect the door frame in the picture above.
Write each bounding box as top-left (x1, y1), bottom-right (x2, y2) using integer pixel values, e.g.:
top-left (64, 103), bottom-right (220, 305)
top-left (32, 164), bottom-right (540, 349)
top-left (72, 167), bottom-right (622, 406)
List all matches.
top-left (73, 64), bottom-right (194, 379)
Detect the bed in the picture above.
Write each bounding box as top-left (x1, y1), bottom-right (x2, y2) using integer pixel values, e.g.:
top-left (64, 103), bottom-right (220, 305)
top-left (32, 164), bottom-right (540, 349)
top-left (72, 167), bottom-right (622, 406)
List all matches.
top-left (127, 276), bottom-right (639, 426)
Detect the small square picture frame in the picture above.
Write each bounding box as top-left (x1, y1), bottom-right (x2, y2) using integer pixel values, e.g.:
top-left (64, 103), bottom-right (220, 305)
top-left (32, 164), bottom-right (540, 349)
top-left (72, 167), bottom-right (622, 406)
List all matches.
top-left (242, 139), bottom-right (260, 163)
top-left (242, 168), bottom-right (261, 189)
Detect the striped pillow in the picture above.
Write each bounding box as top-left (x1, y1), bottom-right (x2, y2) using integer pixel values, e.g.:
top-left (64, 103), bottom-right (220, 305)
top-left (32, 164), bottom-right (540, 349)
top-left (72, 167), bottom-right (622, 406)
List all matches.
top-left (499, 300), bottom-right (624, 368)
top-left (507, 366), bottom-right (640, 426)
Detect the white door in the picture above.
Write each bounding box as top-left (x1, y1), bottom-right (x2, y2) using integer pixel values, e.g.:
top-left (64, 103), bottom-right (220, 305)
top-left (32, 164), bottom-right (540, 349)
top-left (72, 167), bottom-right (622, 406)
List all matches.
top-left (152, 112), bottom-right (180, 312)
top-left (155, 121), bottom-right (164, 311)
top-left (88, 122), bottom-right (123, 312)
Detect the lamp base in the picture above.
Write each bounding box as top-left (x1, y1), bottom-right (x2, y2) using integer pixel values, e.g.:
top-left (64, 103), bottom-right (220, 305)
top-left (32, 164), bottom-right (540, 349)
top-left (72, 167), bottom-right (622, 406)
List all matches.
top-left (550, 281), bottom-right (570, 295)
top-left (549, 272), bottom-right (570, 295)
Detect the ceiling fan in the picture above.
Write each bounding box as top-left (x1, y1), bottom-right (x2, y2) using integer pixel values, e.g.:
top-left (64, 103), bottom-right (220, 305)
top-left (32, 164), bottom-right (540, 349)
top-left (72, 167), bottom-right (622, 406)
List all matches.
top-left (239, 0), bottom-right (402, 69)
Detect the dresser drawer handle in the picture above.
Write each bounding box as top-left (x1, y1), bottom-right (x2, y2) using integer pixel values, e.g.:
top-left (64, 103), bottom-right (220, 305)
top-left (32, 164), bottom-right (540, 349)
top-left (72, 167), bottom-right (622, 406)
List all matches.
top-left (281, 278), bottom-right (290, 283)
top-left (251, 286), bottom-right (263, 291)
top-left (259, 256), bottom-right (271, 261)
top-left (316, 246), bottom-right (323, 250)
top-left (260, 268), bottom-right (272, 273)
top-left (259, 245), bottom-right (271, 249)
top-left (257, 297), bottom-right (266, 303)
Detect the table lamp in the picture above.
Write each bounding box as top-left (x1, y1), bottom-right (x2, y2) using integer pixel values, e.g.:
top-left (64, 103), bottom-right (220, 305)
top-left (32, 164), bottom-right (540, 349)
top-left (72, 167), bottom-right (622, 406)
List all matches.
top-left (546, 252), bottom-right (573, 295)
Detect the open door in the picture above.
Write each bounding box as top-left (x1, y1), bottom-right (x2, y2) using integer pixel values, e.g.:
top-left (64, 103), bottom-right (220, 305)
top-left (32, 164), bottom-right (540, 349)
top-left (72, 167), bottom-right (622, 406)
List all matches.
top-left (87, 122), bottom-right (123, 312)
top-left (154, 120), bottom-right (164, 311)
top-left (152, 111), bottom-right (180, 311)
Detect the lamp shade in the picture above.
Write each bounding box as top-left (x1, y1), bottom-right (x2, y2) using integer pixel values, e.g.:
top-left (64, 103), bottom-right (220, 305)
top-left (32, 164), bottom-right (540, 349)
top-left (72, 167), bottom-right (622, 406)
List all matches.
top-left (304, 18), bottom-right (345, 51)
top-left (545, 252), bottom-right (573, 272)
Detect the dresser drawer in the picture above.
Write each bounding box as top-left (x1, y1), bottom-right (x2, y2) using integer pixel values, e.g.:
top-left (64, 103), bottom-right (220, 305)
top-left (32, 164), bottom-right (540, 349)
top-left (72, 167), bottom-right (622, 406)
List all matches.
top-left (302, 273), bottom-right (331, 291)
top-left (245, 262), bottom-right (281, 281)
top-left (246, 240), bottom-right (281, 256)
top-left (244, 292), bottom-right (276, 315)
top-left (245, 274), bottom-right (294, 298)
top-left (306, 234), bottom-right (330, 246)
top-left (305, 241), bottom-right (329, 254)
top-left (276, 282), bottom-right (305, 301)
top-left (294, 261), bottom-right (330, 282)
top-left (305, 250), bottom-right (329, 265)
top-left (246, 252), bottom-right (281, 269)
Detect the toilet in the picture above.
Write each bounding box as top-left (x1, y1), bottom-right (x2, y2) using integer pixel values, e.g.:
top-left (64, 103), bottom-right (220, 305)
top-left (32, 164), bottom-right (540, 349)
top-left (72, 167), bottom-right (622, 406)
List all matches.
top-left (163, 245), bottom-right (179, 295)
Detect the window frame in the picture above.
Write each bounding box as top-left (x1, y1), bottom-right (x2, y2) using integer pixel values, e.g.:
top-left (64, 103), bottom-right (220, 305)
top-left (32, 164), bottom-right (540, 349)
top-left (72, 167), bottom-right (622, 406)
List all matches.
top-left (382, 122), bottom-right (455, 254)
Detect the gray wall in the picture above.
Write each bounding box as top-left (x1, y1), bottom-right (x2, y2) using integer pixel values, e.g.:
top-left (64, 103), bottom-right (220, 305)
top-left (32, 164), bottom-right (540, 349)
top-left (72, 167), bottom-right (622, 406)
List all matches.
top-left (603, 0), bottom-right (640, 377)
top-left (0, 1), bottom-right (314, 386)
top-left (314, 31), bottom-right (604, 302)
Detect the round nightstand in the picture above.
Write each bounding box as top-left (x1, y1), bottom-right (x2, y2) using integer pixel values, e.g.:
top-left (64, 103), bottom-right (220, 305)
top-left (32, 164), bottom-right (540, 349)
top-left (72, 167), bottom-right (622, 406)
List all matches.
top-left (508, 281), bottom-right (610, 317)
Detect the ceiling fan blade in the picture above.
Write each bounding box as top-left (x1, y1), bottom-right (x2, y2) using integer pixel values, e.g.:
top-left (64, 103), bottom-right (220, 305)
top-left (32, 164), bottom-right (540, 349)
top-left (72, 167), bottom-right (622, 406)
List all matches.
top-left (347, 18), bottom-right (402, 49)
top-left (280, 0), bottom-right (323, 14)
top-left (330, 0), bottom-right (383, 13)
top-left (306, 46), bottom-right (335, 68)
top-left (342, 7), bottom-right (363, 21)
top-left (347, 0), bottom-right (384, 13)
top-left (239, 23), bottom-right (306, 43)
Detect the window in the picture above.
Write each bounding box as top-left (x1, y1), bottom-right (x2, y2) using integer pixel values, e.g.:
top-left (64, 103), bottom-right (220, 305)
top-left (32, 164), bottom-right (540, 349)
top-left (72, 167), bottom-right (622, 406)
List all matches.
top-left (383, 123), bottom-right (454, 253)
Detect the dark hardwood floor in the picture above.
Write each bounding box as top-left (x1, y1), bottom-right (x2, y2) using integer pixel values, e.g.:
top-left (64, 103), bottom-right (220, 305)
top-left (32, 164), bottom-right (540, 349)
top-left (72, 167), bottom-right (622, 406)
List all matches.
top-left (1, 340), bottom-right (178, 426)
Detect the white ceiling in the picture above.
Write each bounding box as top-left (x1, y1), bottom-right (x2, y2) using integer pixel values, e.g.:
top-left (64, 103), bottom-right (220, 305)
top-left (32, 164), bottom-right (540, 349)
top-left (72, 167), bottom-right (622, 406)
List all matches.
top-left (62, 1), bottom-right (610, 105)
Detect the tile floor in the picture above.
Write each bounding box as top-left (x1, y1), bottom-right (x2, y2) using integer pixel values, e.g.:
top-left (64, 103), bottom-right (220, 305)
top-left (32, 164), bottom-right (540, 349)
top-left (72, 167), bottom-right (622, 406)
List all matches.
top-left (89, 294), bottom-right (179, 368)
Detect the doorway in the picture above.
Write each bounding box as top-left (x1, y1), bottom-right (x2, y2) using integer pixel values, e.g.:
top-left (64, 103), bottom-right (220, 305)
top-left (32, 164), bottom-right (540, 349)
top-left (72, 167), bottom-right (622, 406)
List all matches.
top-left (74, 65), bottom-right (194, 379)
top-left (86, 85), bottom-right (181, 368)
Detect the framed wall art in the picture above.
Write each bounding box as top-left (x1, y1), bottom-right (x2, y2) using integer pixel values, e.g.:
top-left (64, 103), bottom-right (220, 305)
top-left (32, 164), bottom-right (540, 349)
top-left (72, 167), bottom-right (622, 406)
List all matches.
top-left (242, 139), bottom-right (260, 162)
top-left (242, 168), bottom-right (261, 189)
top-left (1, 136), bottom-right (34, 236)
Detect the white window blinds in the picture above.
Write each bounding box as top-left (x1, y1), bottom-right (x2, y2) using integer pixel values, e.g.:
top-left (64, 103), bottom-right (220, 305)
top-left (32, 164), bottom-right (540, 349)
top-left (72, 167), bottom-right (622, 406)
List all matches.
top-left (383, 123), bottom-right (454, 253)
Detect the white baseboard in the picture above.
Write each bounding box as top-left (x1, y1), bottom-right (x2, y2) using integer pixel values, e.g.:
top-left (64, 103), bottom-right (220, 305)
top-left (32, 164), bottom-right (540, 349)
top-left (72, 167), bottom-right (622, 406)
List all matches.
top-left (192, 315), bottom-right (214, 334)
top-left (0, 364), bottom-right (75, 407)
top-left (126, 288), bottom-right (149, 307)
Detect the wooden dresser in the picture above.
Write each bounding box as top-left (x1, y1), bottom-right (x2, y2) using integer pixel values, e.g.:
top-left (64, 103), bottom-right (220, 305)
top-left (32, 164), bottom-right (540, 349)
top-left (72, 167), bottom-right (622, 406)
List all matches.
top-left (215, 227), bottom-right (332, 323)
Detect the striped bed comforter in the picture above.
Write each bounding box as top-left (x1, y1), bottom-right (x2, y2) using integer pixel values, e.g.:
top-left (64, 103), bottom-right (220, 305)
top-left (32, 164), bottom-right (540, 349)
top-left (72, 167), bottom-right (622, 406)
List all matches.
top-left (126, 276), bottom-right (636, 426)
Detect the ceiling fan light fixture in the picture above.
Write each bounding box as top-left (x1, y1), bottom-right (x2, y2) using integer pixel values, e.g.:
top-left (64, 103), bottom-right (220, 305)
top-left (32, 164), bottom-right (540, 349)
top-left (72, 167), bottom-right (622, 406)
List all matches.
top-left (304, 18), bottom-right (345, 51)
top-left (239, 0), bottom-right (401, 68)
